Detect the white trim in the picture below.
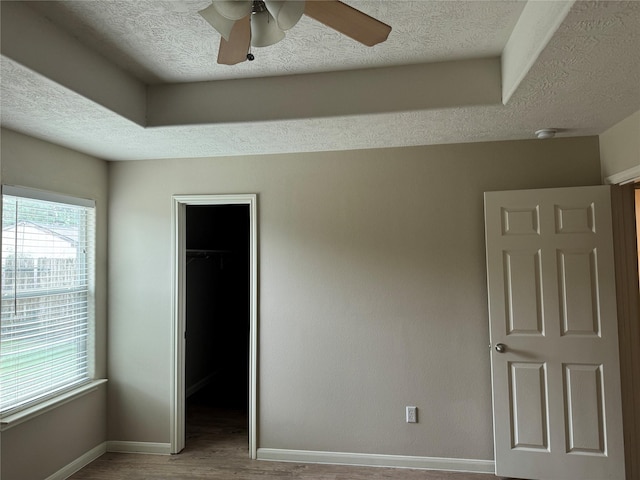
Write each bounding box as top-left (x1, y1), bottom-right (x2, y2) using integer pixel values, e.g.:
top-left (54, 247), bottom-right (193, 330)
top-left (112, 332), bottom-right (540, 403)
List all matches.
top-left (0, 379), bottom-right (107, 431)
top-left (170, 194), bottom-right (258, 458)
top-left (44, 442), bottom-right (107, 480)
top-left (170, 198), bottom-right (186, 454)
top-left (2, 184), bottom-right (95, 208)
top-left (605, 164), bottom-right (640, 185)
top-left (256, 448), bottom-right (495, 474)
top-left (106, 441), bottom-right (172, 455)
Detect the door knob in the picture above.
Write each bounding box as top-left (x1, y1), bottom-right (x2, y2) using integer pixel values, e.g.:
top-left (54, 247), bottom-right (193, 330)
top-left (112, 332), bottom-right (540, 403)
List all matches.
top-left (495, 343), bottom-right (506, 353)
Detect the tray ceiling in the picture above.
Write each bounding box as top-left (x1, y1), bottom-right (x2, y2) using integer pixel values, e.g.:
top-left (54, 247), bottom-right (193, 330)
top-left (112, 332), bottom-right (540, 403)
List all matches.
top-left (1, 0), bottom-right (639, 160)
top-left (28, 0), bottom-right (526, 83)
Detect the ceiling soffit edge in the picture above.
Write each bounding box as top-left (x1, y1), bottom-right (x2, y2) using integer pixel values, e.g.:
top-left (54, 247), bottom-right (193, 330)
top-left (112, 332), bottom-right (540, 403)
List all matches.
top-left (502, 0), bottom-right (574, 104)
top-left (147, 58), bottom-right (502, 127)
top-left (0, 1), bottom-right (146, 126)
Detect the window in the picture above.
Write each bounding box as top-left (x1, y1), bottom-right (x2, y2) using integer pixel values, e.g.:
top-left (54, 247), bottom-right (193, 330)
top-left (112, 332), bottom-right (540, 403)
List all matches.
top-left (1, 186), bottom-right (95, 415)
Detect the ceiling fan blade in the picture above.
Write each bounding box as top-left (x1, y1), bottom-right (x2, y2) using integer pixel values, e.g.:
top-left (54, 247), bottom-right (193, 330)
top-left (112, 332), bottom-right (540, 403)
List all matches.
top-left (217, 15), bottom-right (251, 65)
top-left (304, 0), bottom-right (391, 47)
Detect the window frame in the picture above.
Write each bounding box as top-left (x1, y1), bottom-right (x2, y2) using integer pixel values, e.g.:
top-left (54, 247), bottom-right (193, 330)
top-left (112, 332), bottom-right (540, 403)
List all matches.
top-left (0, 185), bottom-right (99, 423)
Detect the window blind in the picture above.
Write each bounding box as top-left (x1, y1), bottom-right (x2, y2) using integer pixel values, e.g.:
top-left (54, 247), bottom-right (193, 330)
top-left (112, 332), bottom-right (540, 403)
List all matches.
top-left (1, 188), bottom-right (96, 415)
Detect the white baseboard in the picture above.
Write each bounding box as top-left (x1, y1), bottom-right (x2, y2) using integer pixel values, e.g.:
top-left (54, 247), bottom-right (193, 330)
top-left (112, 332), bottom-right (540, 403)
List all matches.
top-left (106, 441), bottom-right (172, 455)
top-left (45, 442), bottom-right (107, 480)
top-left (256, 448), bottom-right (495, 474)
top-left (42, 443), bottom-right (493, 478)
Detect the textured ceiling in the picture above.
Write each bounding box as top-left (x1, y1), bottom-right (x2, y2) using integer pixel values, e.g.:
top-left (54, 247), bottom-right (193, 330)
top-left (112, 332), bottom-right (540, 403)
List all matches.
top-left (1, 1), bottom-right (639, 161)
top-left (27, 0), bottom-right (526, 83)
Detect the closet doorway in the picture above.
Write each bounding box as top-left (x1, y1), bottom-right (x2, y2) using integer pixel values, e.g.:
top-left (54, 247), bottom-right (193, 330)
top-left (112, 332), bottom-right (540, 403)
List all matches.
top-left (171, 194), bottom-right (257, 458)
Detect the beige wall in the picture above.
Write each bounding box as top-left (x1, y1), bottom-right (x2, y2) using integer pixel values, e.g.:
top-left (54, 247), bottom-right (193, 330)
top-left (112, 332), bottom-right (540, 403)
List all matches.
top-left (0, 130), bottom-right (605, 474)
top-left (108, 137), bottom-right (601, 460)
top-left (0, 128), bottom-right (109, 480)
top-left (600, 109), bottom-right (640, 180)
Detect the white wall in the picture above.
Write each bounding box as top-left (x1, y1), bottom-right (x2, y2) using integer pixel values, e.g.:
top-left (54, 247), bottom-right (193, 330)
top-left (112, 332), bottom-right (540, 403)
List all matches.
top-left (107, 137), bottom-right (601, 461)
top-left (0, 128), bottom-right (109, 480)
top-left (599, 109), bottom-right (640, 180)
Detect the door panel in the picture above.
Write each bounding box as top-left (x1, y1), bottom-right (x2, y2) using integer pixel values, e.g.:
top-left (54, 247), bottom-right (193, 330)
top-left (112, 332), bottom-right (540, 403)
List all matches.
top-left (504, 250), bottom-right (544, 335)
top-left (558, 249), bottom-right (600, 336)
top-left (563, 363), bottom-right (605, 454)
top-left (485, 186), bottom-right (625, 480)
top-left (510, 362), bottom-right (549, 450)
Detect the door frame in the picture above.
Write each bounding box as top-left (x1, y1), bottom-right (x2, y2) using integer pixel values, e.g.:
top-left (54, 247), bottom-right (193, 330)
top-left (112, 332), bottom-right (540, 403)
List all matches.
top-left (606, 165), bottom-right (640, 479)
top-left (170, 194), bottom-right (258, 457)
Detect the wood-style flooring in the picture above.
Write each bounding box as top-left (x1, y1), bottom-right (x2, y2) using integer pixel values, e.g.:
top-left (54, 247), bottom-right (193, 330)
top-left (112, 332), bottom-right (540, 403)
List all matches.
top-left (70, 395), bottom-right (501, 480)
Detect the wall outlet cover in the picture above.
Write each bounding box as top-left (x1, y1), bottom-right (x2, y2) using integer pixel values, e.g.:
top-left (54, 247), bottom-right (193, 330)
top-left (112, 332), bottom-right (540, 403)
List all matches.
top-left (406, 406), bottom-right (417, 423)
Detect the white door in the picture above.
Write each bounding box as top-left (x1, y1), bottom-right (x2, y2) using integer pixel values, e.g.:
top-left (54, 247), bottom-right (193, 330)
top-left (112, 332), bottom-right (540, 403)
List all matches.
top-left (484, 186), bottom-right (625, 480)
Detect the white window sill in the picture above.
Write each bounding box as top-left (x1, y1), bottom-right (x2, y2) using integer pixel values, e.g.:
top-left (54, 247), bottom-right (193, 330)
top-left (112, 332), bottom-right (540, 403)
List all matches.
top-left (0, 379), bottom-right (107, 431)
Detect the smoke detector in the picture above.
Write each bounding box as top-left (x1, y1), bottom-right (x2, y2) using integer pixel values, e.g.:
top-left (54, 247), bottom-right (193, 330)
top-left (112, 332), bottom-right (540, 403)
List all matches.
top-left (535, 128), bottom-right (557, 139)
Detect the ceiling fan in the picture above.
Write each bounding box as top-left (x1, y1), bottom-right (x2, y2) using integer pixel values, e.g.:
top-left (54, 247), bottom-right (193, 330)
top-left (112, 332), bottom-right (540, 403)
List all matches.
top-left (198, 0), bottom-right (392, 65)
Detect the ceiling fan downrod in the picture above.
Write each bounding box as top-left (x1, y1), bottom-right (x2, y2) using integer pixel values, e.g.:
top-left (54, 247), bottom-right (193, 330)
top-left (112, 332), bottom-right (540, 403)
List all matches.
top-left (247, 1), bottom-right (266, 60)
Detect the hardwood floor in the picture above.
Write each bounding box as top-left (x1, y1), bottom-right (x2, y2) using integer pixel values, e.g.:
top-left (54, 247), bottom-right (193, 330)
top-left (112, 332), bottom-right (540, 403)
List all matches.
top-left (70, 396), bottom-right (500, 480)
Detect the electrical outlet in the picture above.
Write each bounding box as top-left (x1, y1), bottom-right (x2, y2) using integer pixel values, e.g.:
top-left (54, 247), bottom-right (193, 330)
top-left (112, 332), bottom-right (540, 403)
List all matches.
top-left (406, 406), bottom-right (417, 423)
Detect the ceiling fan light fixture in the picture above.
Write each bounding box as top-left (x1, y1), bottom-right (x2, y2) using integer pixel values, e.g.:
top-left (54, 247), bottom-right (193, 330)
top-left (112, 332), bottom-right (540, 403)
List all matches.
top-left (250, 10), bottom-right (285, 47)
top-left (198, 3), bottom-right (236, 41)
top-left (205, 0), bottom-right (393, 65)
top-left (211, 0), bottom-right (252, 20)
top-left (264, 0), bottom-right (305, 30)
